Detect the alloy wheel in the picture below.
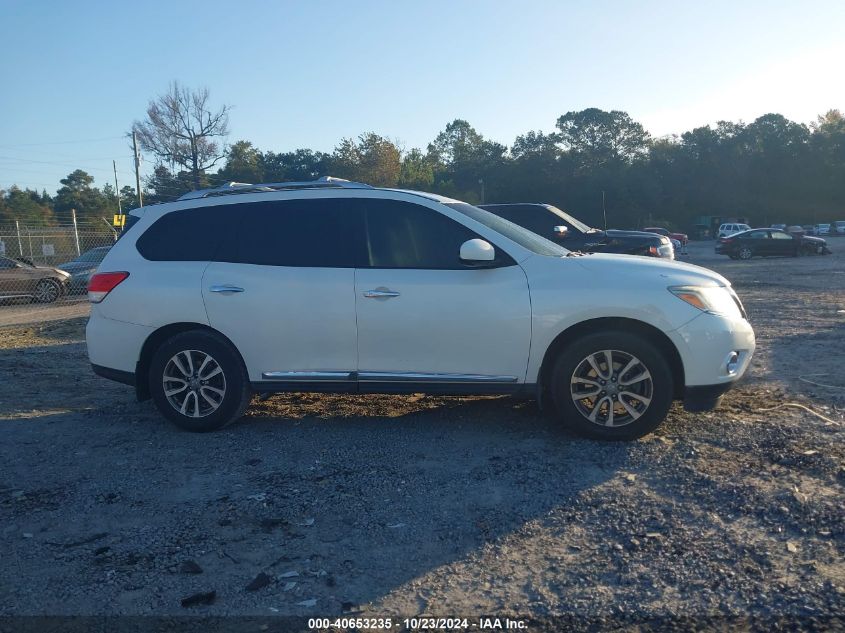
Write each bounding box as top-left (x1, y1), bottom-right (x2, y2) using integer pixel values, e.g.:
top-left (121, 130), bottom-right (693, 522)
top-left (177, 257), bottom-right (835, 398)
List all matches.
top-left (739, 247), bottom-right (753, 260)
top-left (570, 349), bottom-right (654, 428)
top-left (162, 350), bottom-right (227, 418)
top-left (34, 280), bottom-right (59, 302)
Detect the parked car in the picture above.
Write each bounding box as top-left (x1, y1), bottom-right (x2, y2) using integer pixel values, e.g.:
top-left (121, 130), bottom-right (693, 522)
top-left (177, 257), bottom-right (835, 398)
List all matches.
top-left (802, 224), bottom-right (816, 235)
top-left (785, 225), bottom-right (805, 237)
top-left (644, 226), bottom-right (689, 246)
top-left (87, 177), bottom-right (755, 440)
top-left (831, 221), bottom-right (845, 236)
top-left (58, 246), bottom-right (111, 293)
top-left (0, 255), bottom-right (70, 303)
top-left (477, 203), bottom-right (674, 259)
top-left (815, 223), bottom-right (831, 236)
top-left (717, 223), bottom-right (751, 238)
top-left (770, 223), bottom-right (787, 231)
top-left (715, 228), bottom-right (831, 259)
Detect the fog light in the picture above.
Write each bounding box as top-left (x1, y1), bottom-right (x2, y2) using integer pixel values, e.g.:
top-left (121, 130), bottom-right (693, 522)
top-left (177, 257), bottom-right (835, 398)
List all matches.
top-left (726, 351), bottom-right (740, 376)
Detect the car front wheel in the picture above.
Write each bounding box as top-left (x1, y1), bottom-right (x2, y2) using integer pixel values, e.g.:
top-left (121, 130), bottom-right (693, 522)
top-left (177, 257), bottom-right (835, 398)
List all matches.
top-left (149, 330), bottom-right (251, 432)
top-left (549, 331), bottom-right (674, 440)
top-left (738, 246), bottom-right (754, 260)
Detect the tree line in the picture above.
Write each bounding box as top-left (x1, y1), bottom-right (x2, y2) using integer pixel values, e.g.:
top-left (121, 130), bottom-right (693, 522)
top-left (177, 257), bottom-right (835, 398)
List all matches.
top-left (2, 84), bottom-right (843, 232)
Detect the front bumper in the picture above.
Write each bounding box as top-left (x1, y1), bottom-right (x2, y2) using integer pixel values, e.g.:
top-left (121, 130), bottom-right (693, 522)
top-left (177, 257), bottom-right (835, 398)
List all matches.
top-left (667, 310), bottom-right (755, 392)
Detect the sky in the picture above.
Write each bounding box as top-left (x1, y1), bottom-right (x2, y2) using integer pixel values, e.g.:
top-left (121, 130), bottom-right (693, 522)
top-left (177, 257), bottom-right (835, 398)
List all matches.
top-left (1, 0), bottom-right (843, 194)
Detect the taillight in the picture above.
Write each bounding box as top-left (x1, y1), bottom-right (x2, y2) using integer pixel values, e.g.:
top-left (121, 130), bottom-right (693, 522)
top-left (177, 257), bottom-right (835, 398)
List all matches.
top-left (88, 272), bottom-right (129, 303)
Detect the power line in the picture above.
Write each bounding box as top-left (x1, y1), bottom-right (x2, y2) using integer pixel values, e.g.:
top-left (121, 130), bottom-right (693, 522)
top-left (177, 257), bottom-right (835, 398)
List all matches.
top-left (0, 136), bottom-right (125, 148)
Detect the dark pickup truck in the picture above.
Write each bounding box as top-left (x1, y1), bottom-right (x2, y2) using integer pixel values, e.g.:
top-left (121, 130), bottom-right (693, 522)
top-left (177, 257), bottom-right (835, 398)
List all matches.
top-left (479, 203), bottom-right (675, 259)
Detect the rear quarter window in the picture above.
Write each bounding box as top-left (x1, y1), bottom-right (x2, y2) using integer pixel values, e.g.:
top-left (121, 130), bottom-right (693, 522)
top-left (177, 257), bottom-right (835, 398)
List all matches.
top-left (135, 206), bottom-right (232, 261)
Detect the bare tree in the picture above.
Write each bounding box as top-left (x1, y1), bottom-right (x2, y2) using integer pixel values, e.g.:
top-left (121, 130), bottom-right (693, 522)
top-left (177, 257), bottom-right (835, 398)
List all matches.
top-left (132, 82), bottom-right (230, 190)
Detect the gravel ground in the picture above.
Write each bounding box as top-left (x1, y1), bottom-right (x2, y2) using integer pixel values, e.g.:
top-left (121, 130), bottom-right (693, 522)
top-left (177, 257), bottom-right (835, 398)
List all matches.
top-left (1, 241), bottom-right (844, 629)
top-left (0, 295), bottom-right (88, 328)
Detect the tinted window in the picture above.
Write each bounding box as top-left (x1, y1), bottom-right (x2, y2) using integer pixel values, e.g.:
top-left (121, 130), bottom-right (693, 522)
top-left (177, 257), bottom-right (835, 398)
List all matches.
top-left (137, 206), bottom-right (231, 261)
top-left (747, 230), bottom-right (769, 239)
top-left (220, 198), bottom-right (362, 268)
top-left (363, 199), bottom-right (485, 269)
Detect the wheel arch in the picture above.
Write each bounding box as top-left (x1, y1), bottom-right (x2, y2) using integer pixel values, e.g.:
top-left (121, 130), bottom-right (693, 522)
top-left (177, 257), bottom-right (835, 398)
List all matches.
top-left (537, 317), bottom-right (685, 401)
top-left (135, 322), bottom-right (244, 401)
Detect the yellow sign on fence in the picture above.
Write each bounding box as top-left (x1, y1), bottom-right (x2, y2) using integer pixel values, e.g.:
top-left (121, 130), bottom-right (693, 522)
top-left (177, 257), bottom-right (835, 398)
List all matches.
top-left (113, 214), bottom-right (126, 227)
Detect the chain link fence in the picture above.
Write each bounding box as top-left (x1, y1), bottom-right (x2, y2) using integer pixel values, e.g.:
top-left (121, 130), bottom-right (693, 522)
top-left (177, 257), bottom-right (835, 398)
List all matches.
top-left (0, 221), bottom-right (118, 312)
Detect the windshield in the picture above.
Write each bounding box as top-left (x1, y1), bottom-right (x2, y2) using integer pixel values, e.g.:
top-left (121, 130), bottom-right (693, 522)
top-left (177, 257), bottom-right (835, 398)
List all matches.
top-left (446, 202), bottom-right (569, 257)
top-left (544, 205), bottom-right (592, 233)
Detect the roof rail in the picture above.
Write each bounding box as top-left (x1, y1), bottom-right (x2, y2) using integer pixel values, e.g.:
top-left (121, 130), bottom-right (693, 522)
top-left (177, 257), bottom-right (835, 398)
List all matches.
top-left (177, 176), bottom-right (372, 200)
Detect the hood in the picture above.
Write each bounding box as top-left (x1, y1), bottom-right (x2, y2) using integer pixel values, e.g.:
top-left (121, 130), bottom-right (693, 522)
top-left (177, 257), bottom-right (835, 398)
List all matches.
top-left (34, 265), bottom-right (70, 277)
top-left (573, 252), bottom-right (729, 288)
top-left (605, 229), bottom-right (664, 242)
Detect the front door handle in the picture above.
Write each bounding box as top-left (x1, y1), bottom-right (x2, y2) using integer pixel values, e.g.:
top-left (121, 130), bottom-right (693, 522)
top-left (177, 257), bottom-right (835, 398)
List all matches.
top-left (209, 285), bottom-right (244, 294)
top-left (363, 289), bottom-right (400, 299)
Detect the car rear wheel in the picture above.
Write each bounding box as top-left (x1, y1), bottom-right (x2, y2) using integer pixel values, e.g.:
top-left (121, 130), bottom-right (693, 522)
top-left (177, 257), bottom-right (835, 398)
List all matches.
top-left (738, 246), bottom-right (754, 260)
top-left (149, 330), bottom-right (251, 432)
top-left (549, 331), bottom-right (674, 440)
top-left (33, 278), bottom-right (61, 303)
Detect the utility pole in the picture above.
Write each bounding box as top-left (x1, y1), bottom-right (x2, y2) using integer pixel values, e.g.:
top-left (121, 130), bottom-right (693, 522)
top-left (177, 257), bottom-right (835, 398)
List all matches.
top-left (113, 160), bottom-right (122, 214)
top-left (602, 190), bottom-right (608, 230)
top-left (71, 208), bottom-right (81, 255)
top-left (479, 178), bottom-right (485, 204)
top-left (132, 131), bottom-right (144, 207)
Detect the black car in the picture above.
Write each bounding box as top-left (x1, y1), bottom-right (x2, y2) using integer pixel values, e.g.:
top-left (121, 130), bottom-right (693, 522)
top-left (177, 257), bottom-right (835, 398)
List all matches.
top-left (715, 228), bottom-right (831, 259)
top-left (478, 203), bottom-right (674, 259)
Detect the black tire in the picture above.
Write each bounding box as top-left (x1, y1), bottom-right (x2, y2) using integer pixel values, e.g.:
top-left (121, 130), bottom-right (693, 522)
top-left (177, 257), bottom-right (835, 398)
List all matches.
top-left (149, 330), bottom-right (251, 432)
top-left (33, 278), bottom-right (61, 303)
top-left (548, 331), bottom-right (674, 441)
top-left (738, 246), bottom-right (754, 260)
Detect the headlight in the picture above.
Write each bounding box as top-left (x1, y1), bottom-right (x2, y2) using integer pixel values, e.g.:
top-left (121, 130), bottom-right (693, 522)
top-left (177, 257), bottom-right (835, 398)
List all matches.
top-left (669, 285), bottom-right (742, 318)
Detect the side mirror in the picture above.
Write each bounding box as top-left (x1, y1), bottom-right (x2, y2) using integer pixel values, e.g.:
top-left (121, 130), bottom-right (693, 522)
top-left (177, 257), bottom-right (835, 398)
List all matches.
top-left (553, 225), bottom-right (569, 238)
top-left (460, 238), bottom-right (495, 263)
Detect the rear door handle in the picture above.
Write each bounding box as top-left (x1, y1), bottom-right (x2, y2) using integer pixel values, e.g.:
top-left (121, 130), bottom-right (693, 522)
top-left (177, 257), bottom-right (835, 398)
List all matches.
top-left (209, 285), bottom-right (244, 294)
top-left (363, 289), bottom-right (400, 298)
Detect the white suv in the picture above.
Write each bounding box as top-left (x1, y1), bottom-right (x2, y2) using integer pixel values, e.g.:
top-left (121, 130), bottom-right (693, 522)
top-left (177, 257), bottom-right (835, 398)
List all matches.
top-left (718, 223), bottom-right (751, 238)
top-left (87, 178), bottom-right (755, 440)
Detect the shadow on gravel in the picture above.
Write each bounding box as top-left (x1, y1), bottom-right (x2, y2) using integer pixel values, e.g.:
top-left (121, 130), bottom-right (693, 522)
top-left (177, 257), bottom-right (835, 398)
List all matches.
top-left (1, 384), bottom-right (632, 614)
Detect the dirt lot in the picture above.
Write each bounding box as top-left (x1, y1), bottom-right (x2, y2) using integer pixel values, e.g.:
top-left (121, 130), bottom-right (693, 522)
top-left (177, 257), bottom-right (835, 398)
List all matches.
top-left (1, 241), bottom-right (844, 628)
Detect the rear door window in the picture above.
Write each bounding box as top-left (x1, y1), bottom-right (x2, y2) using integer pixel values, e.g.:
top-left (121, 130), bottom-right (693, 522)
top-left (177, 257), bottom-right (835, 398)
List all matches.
top-left (218, 198), bottom-right (363, 268)
top-left (137, 198), bottom-right (363, 266)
